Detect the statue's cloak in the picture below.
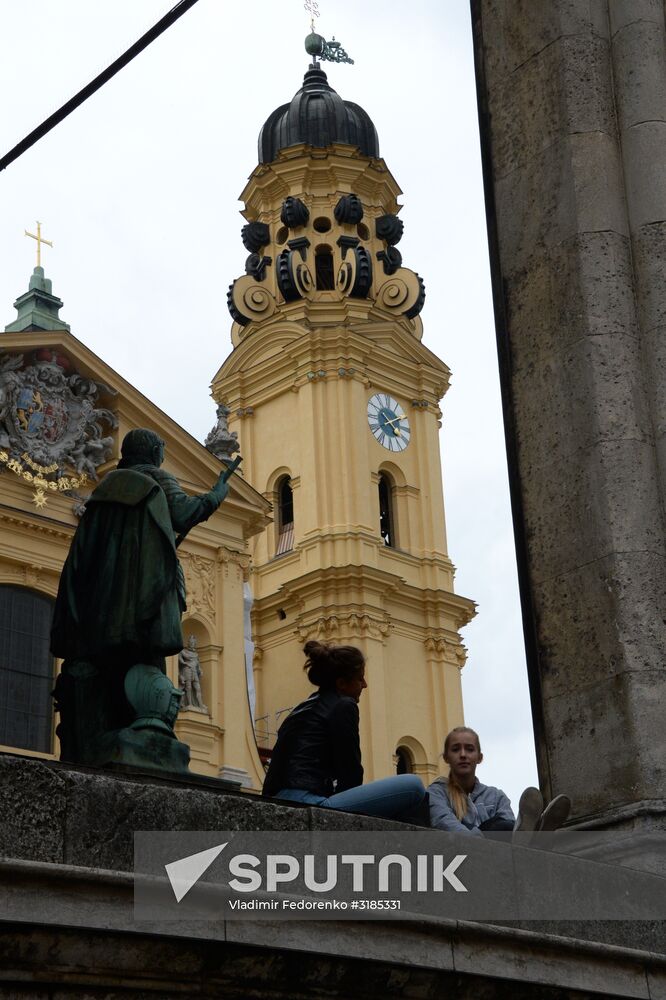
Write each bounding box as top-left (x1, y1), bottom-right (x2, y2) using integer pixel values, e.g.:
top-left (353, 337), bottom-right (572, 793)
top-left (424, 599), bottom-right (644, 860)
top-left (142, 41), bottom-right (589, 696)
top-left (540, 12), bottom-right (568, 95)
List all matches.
top-left (51, 469), bottom-right (183, 660)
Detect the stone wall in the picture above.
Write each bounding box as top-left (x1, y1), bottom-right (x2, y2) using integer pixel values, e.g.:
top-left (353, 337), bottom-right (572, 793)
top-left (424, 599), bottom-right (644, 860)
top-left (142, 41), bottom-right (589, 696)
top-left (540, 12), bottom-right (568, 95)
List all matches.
top-left (2, 754), bottom-right (666, 998)
top-left (471, 0), bottom-right (666, 824)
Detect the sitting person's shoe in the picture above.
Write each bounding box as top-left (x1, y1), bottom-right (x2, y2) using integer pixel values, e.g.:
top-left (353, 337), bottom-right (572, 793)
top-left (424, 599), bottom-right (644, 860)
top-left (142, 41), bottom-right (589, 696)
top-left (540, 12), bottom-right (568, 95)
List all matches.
top-left (513, 787), bottom-right (544, 833)
top-left (536, 794), bottom-right (571, 832)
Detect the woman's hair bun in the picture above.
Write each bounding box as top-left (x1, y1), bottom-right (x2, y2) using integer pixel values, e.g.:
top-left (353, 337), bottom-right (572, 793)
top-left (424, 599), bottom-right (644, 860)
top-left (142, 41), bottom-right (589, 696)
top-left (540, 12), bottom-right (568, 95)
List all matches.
top-left (303, 640), bottom-right (364, 689)
top-left (303, 639), bottom-right (329, 660)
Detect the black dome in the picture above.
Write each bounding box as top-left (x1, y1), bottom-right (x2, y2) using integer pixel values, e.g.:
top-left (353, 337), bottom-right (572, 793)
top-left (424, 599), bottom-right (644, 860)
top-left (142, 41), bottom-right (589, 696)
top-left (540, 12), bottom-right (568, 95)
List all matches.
top-left (258, 66), bottom-right (380, 164)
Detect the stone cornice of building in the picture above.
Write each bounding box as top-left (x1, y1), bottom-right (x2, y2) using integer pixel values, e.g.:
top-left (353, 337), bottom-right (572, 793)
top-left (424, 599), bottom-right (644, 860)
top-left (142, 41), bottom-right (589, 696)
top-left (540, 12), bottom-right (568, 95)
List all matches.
top-left (215, 323), bottom-right (450, 412)
top-left (216, 546), bottom-right (251, 570)
top-left (297, 525), bottom-right (384, 548)
top-left (228, 298), bottom-right (427, 352)
top-left (288, 321), bottom-right (450, 389)
top-left (0, 504), bottom-right (74, 544)
top-left (250, 527), bottom-right (384, 578)
top-left (389, 583), bottom-right (477, 631)
top-left (294, 609), bottom-right (393, 643)
top-left (249, 628), bottom-right (298, 654)
top-left (425, 635), bottom-right (469, 669)
top-left (0, 555), bottom-right (61, 594)
top-left (252, 534), bottom-right (462, 602)
top-left (255, 563), bottom-right (404, 617)
top-left (233, 300), bottom-right (379, 346)
top-left (175, 712), bottom-right (223, 737)
top-left (240, 145), bottom-right (402, 219)
top-left (256, 548), bottom-right (302, 578)
top-left (384, 619), bottom-right (469, 666)
top-left (378, 543), bottom-right (454, 574)
top-left (252, 594), bottom-right (470, 661)
top-left (240, 509), bottom-right (273, 542)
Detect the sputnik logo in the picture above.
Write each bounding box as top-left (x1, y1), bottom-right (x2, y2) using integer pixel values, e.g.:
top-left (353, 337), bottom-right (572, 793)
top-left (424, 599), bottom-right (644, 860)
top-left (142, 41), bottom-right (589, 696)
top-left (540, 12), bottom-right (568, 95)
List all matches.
top-left (164, 843), bottom-right (469, 901)
top-left (165, 842), bottom-right (228, 902)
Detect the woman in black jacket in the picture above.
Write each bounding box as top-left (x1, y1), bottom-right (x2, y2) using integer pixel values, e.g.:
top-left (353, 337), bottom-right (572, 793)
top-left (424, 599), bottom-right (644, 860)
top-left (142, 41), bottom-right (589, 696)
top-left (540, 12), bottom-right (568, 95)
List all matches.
top-left (262, 640), bottom-right (426, 821)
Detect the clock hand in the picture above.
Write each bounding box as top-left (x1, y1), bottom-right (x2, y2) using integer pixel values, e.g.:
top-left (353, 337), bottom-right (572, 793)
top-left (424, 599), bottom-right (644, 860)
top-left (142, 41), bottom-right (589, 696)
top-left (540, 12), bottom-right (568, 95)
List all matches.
top-left (383, 413), bottom-right (405, 428)
top-left (382, 417), bottom-right (402, 437)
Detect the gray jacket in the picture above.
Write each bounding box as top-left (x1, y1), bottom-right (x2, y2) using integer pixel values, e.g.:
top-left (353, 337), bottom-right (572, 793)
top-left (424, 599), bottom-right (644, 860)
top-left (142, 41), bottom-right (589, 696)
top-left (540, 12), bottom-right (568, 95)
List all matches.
top-left (428, 776), bottom-right (514, 836)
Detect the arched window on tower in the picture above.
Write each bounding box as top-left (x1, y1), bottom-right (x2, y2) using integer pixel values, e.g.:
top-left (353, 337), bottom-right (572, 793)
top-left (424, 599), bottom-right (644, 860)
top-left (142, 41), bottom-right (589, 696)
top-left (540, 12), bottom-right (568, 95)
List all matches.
top-left (276, 476), bottom-right (294, 555)
top-left (0, 586), bottom-right (55, 753)
top-left (315, 245), bottom-right (335, 290)
top-left (378, 472), bottom-right (396, 548)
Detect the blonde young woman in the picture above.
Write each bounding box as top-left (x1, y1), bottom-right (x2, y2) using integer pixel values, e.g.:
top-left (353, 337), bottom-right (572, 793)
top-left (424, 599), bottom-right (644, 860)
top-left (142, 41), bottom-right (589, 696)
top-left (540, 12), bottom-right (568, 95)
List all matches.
top-left (429, 727), bottom-right (570, 836)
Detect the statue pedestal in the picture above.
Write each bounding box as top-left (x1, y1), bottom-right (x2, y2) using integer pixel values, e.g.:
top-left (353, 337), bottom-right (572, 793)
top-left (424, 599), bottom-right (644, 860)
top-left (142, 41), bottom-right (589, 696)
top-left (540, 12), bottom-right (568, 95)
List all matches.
top-left (113, 727), bottom-right (190, 775)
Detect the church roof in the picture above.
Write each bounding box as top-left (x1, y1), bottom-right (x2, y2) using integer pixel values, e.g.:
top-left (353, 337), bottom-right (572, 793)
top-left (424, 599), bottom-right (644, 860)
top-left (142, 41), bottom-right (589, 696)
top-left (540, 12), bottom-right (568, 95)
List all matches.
top-left (258, 65), bottom-right (379, 164)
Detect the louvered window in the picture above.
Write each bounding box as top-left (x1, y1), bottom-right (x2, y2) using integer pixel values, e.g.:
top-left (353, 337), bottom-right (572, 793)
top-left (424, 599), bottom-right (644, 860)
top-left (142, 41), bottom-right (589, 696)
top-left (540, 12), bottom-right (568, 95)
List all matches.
top-left (0, 586), bottom-right (54, 752)
top-left (276, 477), bottom-right (294, 555)
top-left (379, 472), bottom-right (395, 547)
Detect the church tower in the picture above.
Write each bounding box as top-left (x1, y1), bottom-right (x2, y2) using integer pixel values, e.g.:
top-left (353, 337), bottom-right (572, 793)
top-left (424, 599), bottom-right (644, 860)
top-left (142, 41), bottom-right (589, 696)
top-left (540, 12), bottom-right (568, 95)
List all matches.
top-left (212, 40), bottom-right (475, 782)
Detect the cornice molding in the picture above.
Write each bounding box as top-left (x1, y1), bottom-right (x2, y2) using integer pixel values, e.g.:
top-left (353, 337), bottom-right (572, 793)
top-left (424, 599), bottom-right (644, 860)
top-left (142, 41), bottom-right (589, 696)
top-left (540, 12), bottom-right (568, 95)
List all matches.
top-left (240, 148), bottom-right (402, 218)
top-left (0, 562), bottom-right (59, 596)
top-left (424, 632), bottom-right (469, 668)
top-left (389, 584), bottom-right (476, 629)
top-left (217, 546), bottom-right (251, 569)
top-left (295, 611), bottom-right (393, 643)
top-left (214, 322), bottom-right (450, 412)
top-left (0, 503), bottom-right (75, 538)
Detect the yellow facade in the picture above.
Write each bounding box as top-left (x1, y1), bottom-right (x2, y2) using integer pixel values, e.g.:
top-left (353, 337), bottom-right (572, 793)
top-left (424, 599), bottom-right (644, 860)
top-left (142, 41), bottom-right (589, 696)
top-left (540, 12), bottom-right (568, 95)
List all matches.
top-left (213, 143), bottom-right (475, 782)
top-left (0, 327), bottom-right (271, 789)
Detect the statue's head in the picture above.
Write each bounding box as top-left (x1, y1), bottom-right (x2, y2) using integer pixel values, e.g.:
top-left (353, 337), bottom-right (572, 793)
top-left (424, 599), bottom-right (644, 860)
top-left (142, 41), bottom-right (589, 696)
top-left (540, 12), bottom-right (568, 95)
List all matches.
top-left (118, 428), bottom-right (165, 469)
top-left (188, 634), bottom-right (197, 650)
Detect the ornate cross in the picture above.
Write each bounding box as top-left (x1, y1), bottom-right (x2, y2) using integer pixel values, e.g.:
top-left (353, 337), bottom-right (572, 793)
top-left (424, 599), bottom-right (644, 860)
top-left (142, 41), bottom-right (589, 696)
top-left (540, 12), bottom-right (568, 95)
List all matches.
top-left (24, 221), bottom-right (53, 267)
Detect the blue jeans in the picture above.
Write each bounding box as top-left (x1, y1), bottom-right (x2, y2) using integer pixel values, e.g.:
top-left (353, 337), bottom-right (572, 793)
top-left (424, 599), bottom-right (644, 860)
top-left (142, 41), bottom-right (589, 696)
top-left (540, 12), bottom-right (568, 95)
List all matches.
top-left (277, 774), bottom-right (427, 822)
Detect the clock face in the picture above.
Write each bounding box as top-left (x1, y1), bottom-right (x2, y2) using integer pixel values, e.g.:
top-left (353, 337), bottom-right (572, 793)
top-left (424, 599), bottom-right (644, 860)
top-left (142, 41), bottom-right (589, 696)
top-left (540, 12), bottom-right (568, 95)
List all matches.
top-left (367, 393), bottom-right (411, 451)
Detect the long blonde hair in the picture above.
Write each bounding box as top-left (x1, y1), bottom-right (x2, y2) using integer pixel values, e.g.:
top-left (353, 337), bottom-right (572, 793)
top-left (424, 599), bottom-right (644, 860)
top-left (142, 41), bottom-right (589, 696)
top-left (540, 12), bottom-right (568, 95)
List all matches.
top-left (443, 726), bottom-right (482, 821)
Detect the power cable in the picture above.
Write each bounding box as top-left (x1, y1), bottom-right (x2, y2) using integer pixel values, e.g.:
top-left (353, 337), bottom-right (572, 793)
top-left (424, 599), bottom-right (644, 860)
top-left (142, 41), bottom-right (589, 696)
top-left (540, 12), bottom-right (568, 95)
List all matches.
top-left (0, 0), bottom-right (201, 175)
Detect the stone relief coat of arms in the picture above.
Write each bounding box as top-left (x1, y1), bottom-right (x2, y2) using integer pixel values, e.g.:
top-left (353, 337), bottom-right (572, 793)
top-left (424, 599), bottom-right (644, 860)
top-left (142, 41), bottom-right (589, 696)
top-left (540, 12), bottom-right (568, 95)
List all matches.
top-left (0, 350), bottom-right (117, 503)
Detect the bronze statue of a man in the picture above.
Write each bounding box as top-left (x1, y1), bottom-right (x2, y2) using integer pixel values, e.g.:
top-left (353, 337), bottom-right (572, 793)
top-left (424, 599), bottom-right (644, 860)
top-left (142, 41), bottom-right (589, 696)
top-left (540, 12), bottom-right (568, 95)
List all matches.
top-left (51, 428), bottom-right (237, 770)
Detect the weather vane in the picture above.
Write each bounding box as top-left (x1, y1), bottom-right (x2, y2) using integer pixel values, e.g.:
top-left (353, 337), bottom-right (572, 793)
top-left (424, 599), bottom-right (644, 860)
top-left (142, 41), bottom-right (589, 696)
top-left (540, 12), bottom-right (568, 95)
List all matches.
top-left (304, 0), bottom-right (354, 65)
top-left (25, 220), bottom-right (53, 268)
top-left (304, 0), bottom-right (319, 32)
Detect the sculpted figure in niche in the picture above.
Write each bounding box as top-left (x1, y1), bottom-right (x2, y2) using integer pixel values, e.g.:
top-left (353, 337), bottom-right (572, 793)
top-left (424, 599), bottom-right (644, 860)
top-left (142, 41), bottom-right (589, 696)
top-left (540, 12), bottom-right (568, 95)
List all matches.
top-left (50, 428), bottom-right (240, 771)
top-left (178, 634), bottom-right (208, 713)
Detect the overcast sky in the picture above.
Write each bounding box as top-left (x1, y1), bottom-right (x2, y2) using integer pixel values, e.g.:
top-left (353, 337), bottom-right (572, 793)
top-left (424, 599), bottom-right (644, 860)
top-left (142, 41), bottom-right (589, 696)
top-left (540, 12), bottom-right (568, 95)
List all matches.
top-left (0, 0), bottom-right (538, 806)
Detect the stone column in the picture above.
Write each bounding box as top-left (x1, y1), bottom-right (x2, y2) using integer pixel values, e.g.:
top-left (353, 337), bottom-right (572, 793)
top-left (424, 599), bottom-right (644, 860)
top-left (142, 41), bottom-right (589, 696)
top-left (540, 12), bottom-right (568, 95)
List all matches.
top-left (610, 1), bottom-right (666, 508)
top-left (472, 0), bottom-right (666, 825)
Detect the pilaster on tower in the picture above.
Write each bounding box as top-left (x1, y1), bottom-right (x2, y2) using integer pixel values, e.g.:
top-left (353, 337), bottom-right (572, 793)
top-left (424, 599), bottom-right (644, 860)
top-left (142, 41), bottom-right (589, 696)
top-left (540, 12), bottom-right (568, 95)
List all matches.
top-left (211, 43), bottom-right (475, 782)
